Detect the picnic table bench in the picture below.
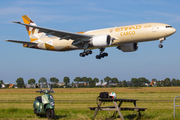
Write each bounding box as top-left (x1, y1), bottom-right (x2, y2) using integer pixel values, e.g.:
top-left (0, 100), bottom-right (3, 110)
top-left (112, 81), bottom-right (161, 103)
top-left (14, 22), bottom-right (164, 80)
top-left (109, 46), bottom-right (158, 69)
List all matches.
top-left (88, 98), bottom-right (147, 120)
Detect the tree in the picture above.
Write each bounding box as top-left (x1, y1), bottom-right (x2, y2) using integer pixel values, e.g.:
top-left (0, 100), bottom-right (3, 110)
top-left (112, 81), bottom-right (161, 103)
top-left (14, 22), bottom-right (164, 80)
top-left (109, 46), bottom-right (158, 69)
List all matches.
top-left (16, 77), bottom-right (25, 88)
top-left (119, 81), bottom-right (122, 87)
top-left (93, 78), bottom-right (99, 83)
top-left (38, 77), bottom-right (47, 88)
top-left (74, 77), bottom-right (81, 83)
top-left (72, 82), bottom-right (74, 87)
top-left (5, 84), bottom-right (10, 88)
top-left (28, 79), bottom-right (36, 85)
top-left (50, 77), bottom-right (59, 83)
top-left (138, 77), bottom-right (150, 87)
top-left (88, 77), bottom-right (93, 87)
top-left (0, 80), bottom-right (4, 84)
top-left (163, 78), bottom-right (171, 86)
top-left (172, 78), bottom-right (177, 86)
top-left (0, 80), bottom-right (3, 88)
top-left (111, 78), bottom-right (119, 83)
top-left (38, 77), bottom-right (47, 83)
top-left (152, 78), bottom-right (157, 82)
top-left (100, 80), bottom-right (103, 86)
top-left (131, 78), bottom-right (139, 87)
top-left (177, 79), bottom-right (180, 86)
top-left (157, 81), bottom-right (162, 87)
top-left (129, 83), bottom-right (133, 87)
top-left (104, 76), bottom-right (111, 86)
top-left (50, 77), bottom-right (59, 88)
top-left (82, 77), bottom-right (88, 83)
top-left (122, 80), bottom-right (128, 87)
top-left (63, 77), bottom-right (70, 87)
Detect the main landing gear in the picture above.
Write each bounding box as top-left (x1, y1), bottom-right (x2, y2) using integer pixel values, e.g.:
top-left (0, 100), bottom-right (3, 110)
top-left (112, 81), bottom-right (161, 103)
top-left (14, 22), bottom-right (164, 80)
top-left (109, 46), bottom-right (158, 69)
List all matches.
top-left (96, 48), bottom-right (108, 59)
top-left (79, 50), bottom-right (92, 57)
top-left (96, 53), bottom-right (108, 59)
top-left (79, 48), bottom-right (108, 59)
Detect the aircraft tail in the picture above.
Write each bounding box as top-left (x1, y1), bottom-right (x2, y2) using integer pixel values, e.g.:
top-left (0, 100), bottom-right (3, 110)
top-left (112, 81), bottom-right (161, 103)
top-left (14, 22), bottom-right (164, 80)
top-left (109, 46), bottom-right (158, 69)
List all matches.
top-left (22, 15), bottom-right (46, 42)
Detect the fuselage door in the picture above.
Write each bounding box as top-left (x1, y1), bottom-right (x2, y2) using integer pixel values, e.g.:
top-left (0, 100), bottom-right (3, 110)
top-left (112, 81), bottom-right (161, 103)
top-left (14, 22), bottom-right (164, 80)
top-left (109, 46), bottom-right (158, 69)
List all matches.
top-left (152, 25), bottom-right (157, 32)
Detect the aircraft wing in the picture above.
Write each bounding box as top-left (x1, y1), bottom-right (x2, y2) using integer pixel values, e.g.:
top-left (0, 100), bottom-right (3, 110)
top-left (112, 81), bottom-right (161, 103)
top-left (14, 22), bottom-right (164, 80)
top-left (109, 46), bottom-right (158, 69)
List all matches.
top-left (12, 21), bottom-right (92, 41)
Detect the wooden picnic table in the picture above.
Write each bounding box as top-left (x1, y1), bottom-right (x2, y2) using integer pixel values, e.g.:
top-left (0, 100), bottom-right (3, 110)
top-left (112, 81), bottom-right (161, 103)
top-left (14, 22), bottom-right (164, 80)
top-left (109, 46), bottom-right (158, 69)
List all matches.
top-left (88, 98), bottom-right (147, 120)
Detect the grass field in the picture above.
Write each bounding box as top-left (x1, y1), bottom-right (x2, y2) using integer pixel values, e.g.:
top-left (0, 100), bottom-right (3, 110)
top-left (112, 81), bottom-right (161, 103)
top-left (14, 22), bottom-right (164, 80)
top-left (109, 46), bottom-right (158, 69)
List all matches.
top-left (1, 87), bottom-right (180, 120)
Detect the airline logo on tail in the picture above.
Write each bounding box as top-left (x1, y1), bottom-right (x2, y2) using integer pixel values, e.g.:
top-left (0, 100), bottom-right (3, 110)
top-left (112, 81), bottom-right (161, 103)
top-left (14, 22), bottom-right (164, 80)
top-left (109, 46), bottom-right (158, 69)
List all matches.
top-left (21, 15), bottom-right (56, 50)
top-left (22, 15), bottom-right (46, 42)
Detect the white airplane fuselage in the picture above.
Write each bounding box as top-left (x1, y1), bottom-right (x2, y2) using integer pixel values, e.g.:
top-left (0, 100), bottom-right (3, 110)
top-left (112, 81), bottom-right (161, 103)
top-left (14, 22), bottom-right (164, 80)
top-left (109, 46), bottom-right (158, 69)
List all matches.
top-left (37, 23), bottom-right (176, 51)
top-left (7, 15), bottom-right (176, 59)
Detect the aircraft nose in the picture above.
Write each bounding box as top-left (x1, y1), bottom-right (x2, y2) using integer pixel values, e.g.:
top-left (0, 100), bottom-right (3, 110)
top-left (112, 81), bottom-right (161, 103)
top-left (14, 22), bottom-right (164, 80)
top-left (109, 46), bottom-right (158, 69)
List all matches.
top-left (172, 28), bottom-right (176, 34)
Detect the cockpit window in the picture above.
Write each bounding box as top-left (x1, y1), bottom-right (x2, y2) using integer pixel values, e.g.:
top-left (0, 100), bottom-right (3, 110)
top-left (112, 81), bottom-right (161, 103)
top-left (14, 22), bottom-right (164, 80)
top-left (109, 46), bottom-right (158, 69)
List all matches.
top-left (166, 26), bottom-right (172, 28)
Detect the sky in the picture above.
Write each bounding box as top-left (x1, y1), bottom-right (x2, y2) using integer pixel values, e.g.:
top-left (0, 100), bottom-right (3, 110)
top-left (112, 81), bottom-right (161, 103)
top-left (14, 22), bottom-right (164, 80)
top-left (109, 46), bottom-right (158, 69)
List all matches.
top-left (0, 0), bottom-right (180, 83)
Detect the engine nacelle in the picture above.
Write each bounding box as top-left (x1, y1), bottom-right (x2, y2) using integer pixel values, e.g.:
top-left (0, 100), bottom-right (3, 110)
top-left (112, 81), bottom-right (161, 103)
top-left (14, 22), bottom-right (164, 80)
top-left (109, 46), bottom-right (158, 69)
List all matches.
top-left (90, 34), bottom-right (112, 47)
top-left (117, 43), bottom-right (138, 52)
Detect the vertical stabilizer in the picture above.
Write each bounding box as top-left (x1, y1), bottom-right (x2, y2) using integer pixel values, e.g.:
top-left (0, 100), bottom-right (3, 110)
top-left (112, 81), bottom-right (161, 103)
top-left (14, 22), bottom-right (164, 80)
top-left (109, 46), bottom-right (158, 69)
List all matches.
top-left (22, 15), bottom-right (46, 42)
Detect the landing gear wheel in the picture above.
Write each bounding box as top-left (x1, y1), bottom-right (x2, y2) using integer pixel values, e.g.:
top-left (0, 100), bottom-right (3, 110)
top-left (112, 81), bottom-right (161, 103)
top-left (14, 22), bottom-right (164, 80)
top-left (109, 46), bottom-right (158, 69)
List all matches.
top-left (96, 52), bottom-right (108, 59)
top-left (159, 44), bottom-right (163, 48)
top-left (80, 53), bottom-right (85, 57)
top-left (100, 54), bottom-right (104, 58)
top-left (89, 50), bottom-right (92, 54)
top-left (46, 109), bottom-right (54, 119)
top-left (96, 55), bottom-right (101, 59)
top-left (79, 50), bottom-right (92, 57)
top-left (103, 53), bottom-right (108, 57)
top-left (85, 51), bottom-right (89, 55)
top-left (86, 50), bottom-right (90, 55)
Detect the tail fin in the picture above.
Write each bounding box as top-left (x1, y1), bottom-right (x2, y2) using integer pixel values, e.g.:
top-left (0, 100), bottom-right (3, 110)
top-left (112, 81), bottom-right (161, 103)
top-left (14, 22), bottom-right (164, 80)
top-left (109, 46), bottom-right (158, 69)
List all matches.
top-left (22, 15), bottom-right (46, 42)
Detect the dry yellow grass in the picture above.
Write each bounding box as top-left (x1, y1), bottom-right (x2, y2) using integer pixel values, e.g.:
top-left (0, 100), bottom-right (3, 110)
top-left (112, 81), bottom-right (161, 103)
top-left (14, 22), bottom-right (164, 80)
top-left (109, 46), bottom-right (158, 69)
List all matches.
top-left (1, 87), bottom-right (180, 94)
top-left (55, 87), bottom-right (180, 93)
top-left (0, 87), bottom-right (180, 101)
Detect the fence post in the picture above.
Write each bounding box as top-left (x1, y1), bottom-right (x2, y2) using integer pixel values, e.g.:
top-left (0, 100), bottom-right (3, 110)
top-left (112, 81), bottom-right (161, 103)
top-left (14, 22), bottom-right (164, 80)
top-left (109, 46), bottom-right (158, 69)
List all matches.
top-left (174, 96), bottom-right (180, 118)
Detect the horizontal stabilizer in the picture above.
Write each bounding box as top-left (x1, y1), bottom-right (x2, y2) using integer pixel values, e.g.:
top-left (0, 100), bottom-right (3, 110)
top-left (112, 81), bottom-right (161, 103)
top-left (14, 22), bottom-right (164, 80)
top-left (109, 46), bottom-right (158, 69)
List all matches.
top-left (6, 40), bottom-right (37, 45)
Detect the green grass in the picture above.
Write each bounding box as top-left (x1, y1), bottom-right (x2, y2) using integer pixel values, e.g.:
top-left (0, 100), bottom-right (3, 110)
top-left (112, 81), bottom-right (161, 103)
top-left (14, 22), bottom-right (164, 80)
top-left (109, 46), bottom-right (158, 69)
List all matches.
top-left (1, 87), bottom-right (180, 119)
top-left (1, 101), bottom-right (180, 120)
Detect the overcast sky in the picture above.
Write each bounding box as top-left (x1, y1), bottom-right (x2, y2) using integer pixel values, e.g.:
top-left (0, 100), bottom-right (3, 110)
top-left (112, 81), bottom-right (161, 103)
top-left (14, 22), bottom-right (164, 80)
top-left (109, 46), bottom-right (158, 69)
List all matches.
top-left (0, 0), bottom-right (180, 83)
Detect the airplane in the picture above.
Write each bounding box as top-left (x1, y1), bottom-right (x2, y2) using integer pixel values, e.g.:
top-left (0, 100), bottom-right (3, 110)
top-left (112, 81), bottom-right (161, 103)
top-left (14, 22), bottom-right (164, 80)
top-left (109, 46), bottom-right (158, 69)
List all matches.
top-left (6, 15), bottom-right (176, 59)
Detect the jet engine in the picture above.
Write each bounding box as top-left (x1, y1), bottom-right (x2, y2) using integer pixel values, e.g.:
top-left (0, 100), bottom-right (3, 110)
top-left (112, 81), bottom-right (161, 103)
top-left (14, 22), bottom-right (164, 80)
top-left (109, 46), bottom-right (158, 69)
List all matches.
top-left (90, 34), bottom-right (112, 47)
top-left (117, 43), bottom-right (138, 52)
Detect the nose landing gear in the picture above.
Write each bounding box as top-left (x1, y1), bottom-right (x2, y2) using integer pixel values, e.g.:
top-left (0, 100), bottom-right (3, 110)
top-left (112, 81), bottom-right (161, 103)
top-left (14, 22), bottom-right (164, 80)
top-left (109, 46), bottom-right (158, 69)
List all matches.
top-left (158, 37), bottom-right (165, 48)
top-left (158, 44), bottom-right (163, 48)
